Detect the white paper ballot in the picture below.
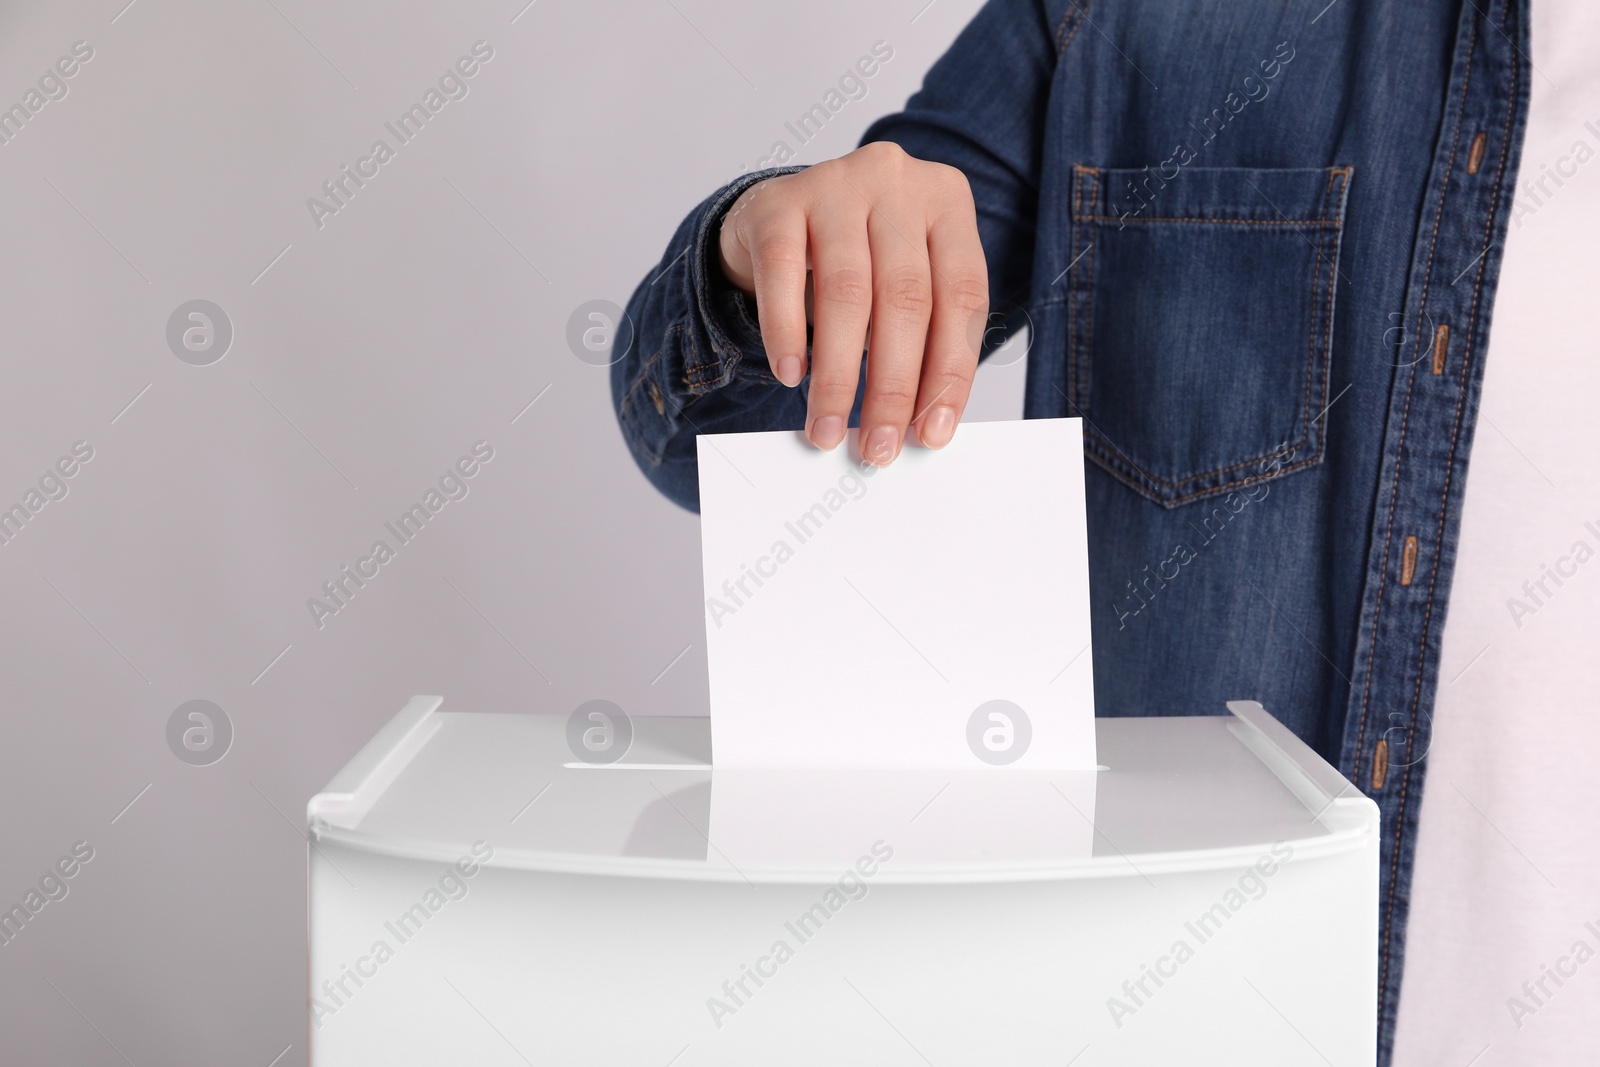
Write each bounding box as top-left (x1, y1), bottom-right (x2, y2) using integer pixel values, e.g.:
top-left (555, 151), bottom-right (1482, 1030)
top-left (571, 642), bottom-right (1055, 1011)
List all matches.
top-left (697, 417), bottom-right (1096, 769)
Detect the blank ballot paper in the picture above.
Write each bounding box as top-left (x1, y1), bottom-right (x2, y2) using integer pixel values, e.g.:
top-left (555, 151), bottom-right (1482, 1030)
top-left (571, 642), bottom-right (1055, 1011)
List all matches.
top-left (695, 417), bottom-right (1097, 770)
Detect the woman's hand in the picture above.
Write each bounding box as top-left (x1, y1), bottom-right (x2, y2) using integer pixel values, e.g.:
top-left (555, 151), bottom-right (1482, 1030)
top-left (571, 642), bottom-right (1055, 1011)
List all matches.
top-left (717, 141), bottom-right (989, 465)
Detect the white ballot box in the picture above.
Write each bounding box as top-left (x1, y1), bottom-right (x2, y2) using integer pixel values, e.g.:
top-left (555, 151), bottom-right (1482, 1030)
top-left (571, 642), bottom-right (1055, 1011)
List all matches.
top-left (306, 696), bottom-right (1378, 1066)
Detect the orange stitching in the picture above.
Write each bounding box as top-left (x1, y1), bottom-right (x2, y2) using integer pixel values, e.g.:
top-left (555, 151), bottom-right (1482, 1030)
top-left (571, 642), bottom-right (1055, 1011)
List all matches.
top-left (1314, 168), bottom-right (1351, 455)
top-left (1354, 14), bottom-right (1479, 784)
top-left (1383, 13), bottom-right (1523, 1008)
top-left (1369, 13), bottom-right (1500, 1017)
top-left (1080, 169), bottom-right (1098, 409)
top-left (1057, 0), bottom-right (1090, 56)
top-left (1071, 214), bottom-right (1344, 226)
top-left (1323, 164), bottom-right (1351, 200)
top-left (1298, 208), bottom-right (1327, 462)
top-left (1084, 446), bottom-right (1320, 506)
top-left (1076, 165), bottom-right (1351, 502)
top-left (1067, 170), bottom-right (1079, 412)
top-left (1084, 426), bottom-right (1305, 488)
top-left (618, 323), bottom-right (682, 420)
top-left (1068, 167), bottom-right (1086, 412)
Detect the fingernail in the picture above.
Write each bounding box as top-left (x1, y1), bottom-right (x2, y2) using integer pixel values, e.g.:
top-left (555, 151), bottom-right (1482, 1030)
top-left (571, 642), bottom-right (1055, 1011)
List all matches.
top-left (810, 416), bottom-right (845, 451)
top-left (775, 356), bottom-right (803, 387)
top-left (864, 426), bottom-right (900, 466)
top-left (919, 405), bottom-right (957, 449)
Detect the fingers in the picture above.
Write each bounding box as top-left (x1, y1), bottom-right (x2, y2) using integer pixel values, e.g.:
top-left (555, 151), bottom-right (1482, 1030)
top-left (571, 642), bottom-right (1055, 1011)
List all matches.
top-left (716, 184), bottom-right (761, 294)
top-left (857, 207), bottom-right (934, 466)
top-left (803, 201), bottom-right (873, 451)
top-left (721, 146), bottom-right (988, 465)
top-left (914, 186), bottom-right (988, 450)
top-left (729, 186), bottom-right (812, 389)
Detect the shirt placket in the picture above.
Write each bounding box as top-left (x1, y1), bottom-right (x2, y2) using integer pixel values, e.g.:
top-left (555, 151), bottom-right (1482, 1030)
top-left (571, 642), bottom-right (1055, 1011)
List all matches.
top-left (1338, 0), bottom-right (1529, 1060)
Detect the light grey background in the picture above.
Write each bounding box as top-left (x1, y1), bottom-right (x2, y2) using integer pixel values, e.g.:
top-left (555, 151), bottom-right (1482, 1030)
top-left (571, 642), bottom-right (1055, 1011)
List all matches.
top-left (0, 0), bottom-right (1025, 1062)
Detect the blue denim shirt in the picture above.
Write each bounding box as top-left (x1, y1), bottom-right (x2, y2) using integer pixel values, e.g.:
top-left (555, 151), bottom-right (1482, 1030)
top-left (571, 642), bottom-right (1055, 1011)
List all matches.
top-left (612, 2), bottom-right (1530, 1061)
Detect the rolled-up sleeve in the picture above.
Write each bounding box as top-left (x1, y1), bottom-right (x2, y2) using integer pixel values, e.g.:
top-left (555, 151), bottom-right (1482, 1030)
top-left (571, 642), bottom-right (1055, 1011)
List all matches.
top-left (612, 165), bottom-right (809, 511)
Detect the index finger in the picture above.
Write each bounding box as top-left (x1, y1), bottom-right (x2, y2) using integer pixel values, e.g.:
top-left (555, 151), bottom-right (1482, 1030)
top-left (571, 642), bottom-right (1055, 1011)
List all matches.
top-left (738, 201), bottom-right (812, 388)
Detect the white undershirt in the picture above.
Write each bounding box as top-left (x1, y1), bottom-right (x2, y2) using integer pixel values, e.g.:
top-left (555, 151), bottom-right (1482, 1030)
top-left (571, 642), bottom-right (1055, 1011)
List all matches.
top-left (1392, 2), bottom-right (1600, 1062)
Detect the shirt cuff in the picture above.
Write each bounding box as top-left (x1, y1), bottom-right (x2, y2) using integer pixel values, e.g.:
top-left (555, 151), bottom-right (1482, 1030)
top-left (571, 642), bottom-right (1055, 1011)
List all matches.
top-left (684, 164), bottom-right (810, 396)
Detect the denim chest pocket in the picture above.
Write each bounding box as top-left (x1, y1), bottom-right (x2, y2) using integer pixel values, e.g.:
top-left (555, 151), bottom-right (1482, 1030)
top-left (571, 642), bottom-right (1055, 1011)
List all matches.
top-left (1065, 164), bottom-right (1352, 507)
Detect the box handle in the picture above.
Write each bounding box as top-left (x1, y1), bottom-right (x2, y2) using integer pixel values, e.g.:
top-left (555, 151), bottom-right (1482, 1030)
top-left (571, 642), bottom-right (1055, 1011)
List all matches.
top-left (306, 695), bottom-right (443, 830)
top-left (1226, 699), bottom-right (1372, 827)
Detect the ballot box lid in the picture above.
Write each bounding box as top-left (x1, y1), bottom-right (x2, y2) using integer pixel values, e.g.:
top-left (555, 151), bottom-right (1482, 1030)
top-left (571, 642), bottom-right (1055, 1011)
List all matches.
top-left (307, 698), bottom-right (1377, 885)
